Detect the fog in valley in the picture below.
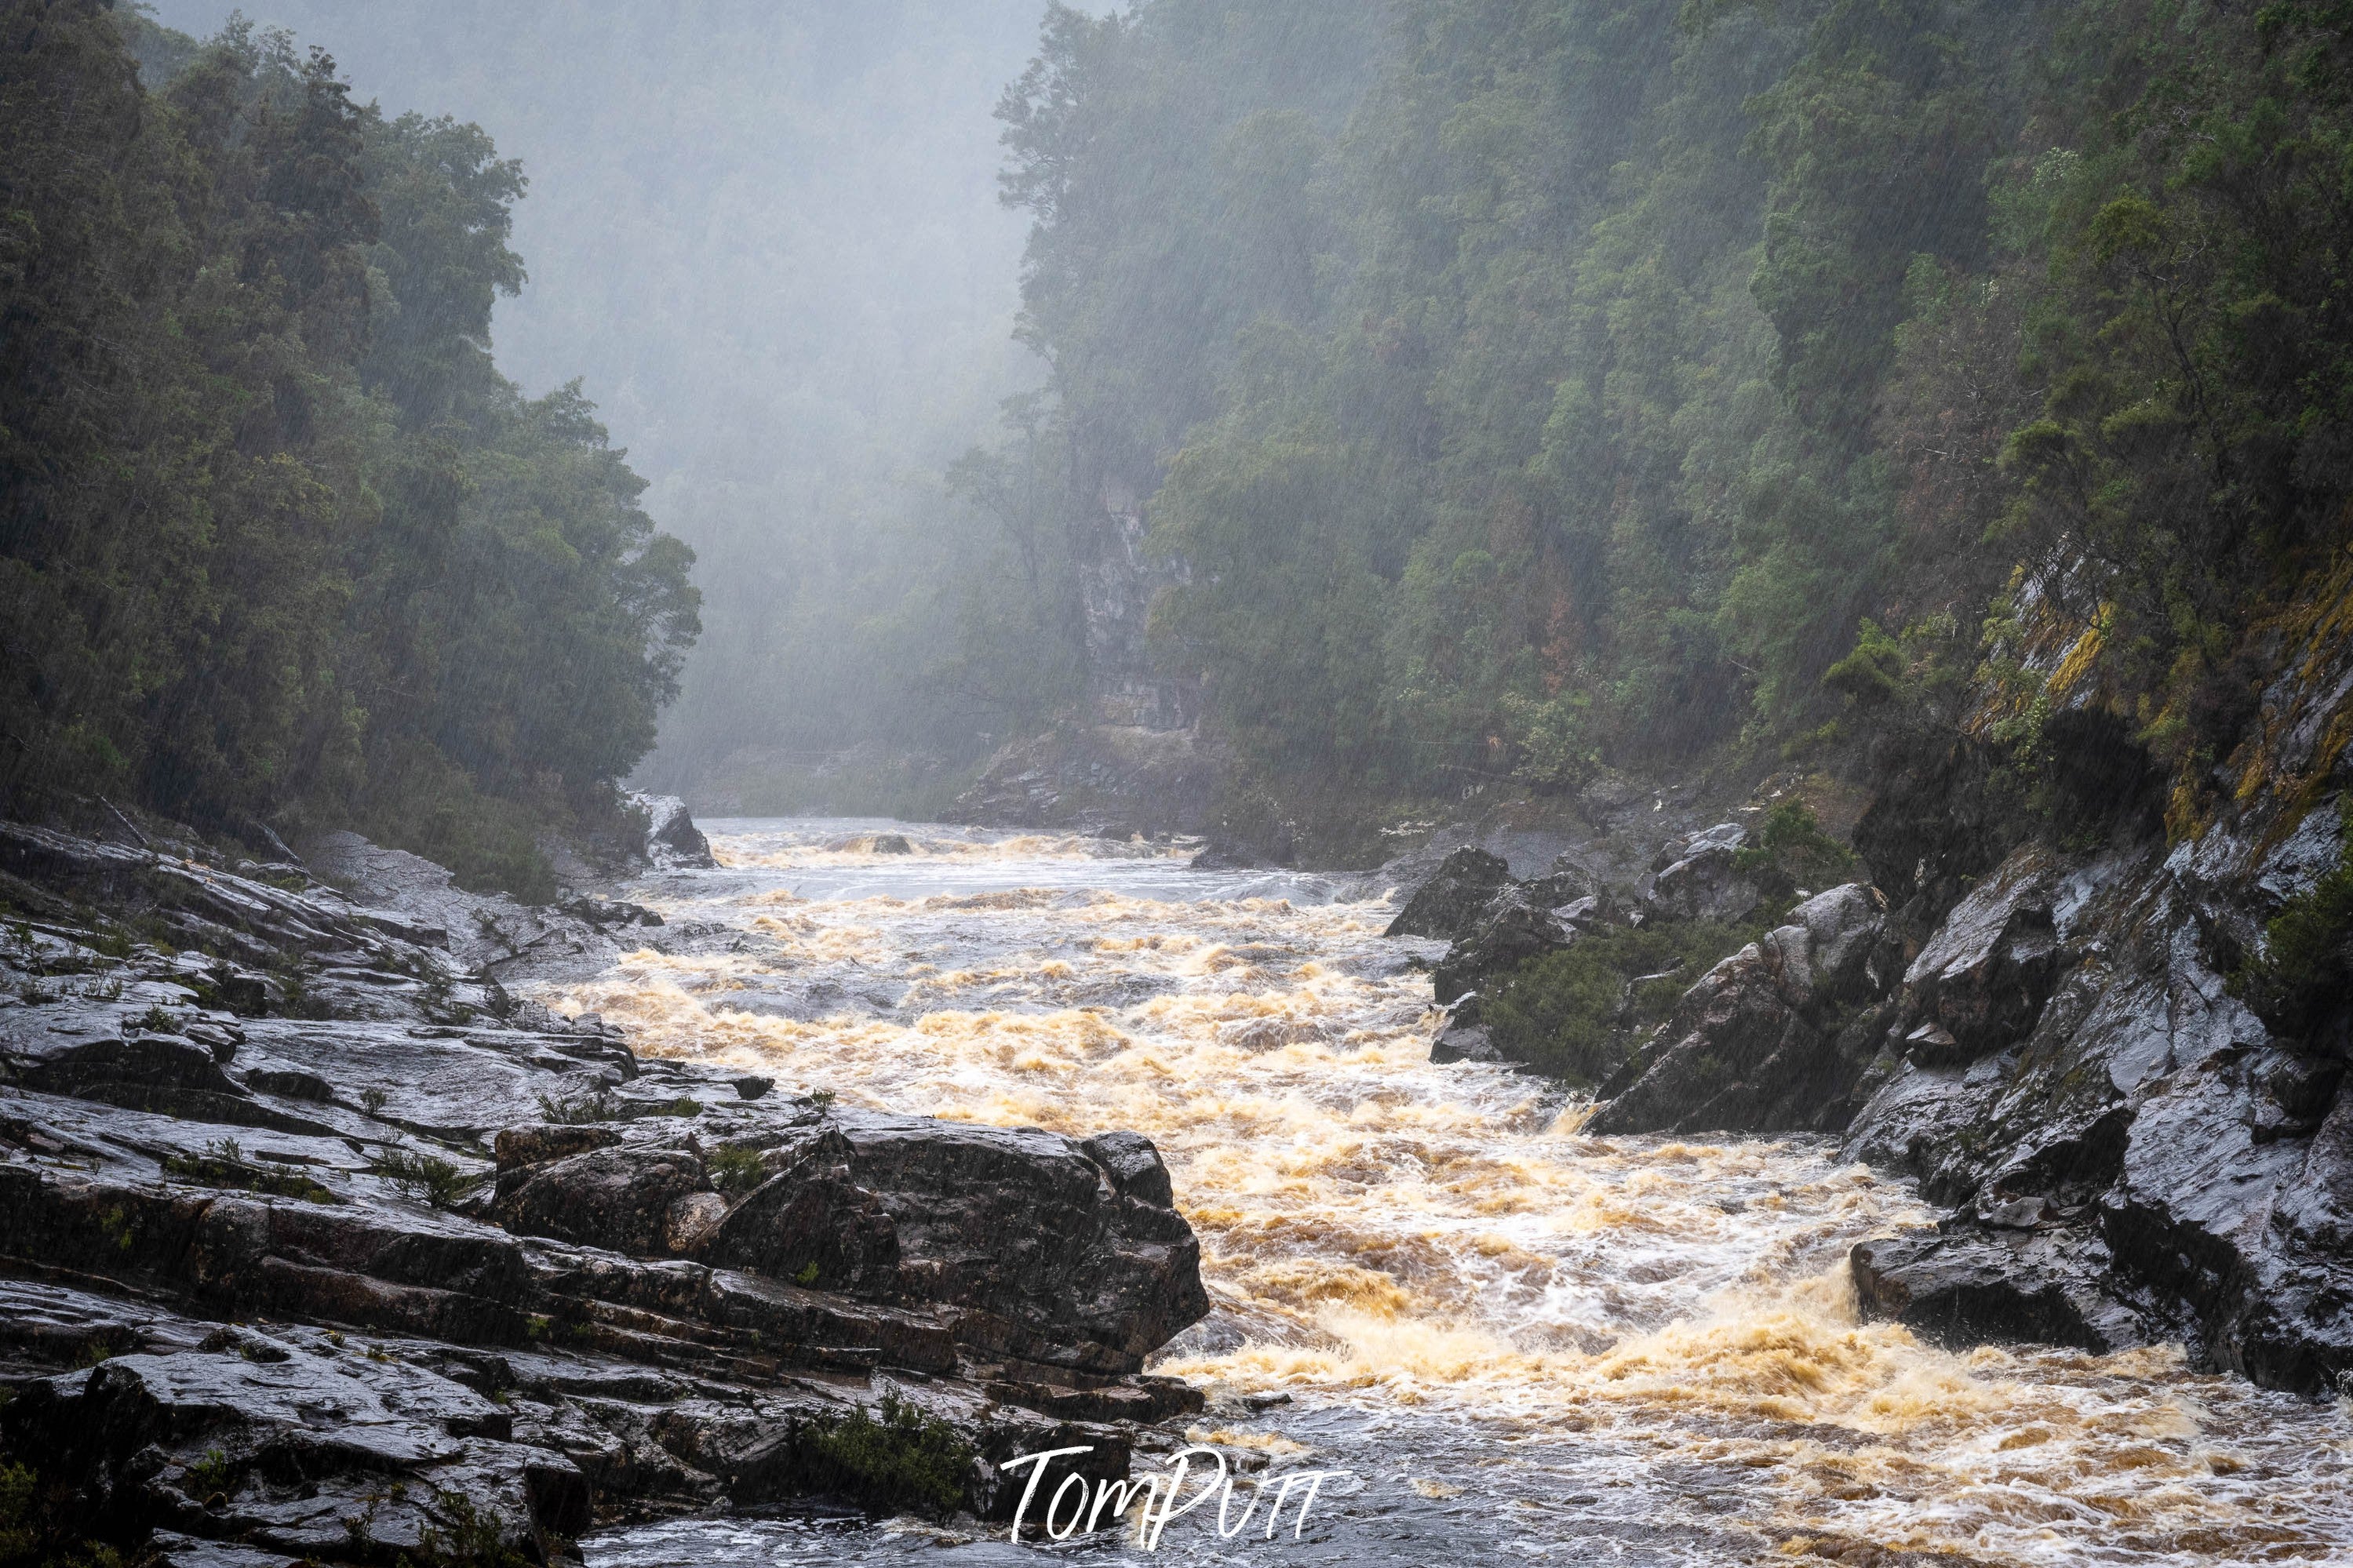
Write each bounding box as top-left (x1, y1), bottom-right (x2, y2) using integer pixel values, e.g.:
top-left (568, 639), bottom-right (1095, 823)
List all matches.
top-left (9, 5), bottom-right (2353, 1562)
top-left (143, 0), bottom-right (1065, 809)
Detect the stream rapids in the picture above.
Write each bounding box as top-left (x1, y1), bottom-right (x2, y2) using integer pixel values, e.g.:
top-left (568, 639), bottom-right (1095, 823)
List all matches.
top-left (549, 818), bottom-right (2353, 1566)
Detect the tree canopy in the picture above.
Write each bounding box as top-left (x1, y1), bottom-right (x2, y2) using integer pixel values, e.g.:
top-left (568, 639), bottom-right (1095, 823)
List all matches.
top-left (0, 2), bottom-right (698, 890)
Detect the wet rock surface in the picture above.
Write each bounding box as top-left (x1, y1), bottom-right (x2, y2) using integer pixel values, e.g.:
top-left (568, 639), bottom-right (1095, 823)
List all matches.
top-left (0, 819), bottom-right (1208, 1562)
top-left (1372, 631), bottom-right (2353, 1395)
top-left (1586, 882), bottom-right (1897, 1136)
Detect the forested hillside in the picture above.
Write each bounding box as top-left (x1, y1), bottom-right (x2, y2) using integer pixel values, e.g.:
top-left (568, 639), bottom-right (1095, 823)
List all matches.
top-left (919, 0), bottom-right (2353, 835)
top-left (0, 1), bottom-right (698, 893)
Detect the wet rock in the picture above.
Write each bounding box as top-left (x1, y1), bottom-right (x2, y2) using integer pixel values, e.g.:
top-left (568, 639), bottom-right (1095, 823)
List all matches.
top-left (4, 1337), bottom-right (589, 1563)
top-left (1430, 890), bottom-right (1571, 1006)
top-left (1082, 1129), bottom-right (1176, 1208)
top-left (1587, 883), bottom-right (1893, 1135)
top-left (1382, 847), bottom-right (1513, 940)
top-left (0, 819), bottom-right (1216, 1545)
top-left (628, 791), bottom-right (718, 869)
top-left (1641, 824), bottom-right (1761, 924)
top-left (699, 1130), bottom-right (902, 1292)
top-left (1430, 1022), bottom-right (1502, 1064)
top-left (492, 1143), bottom-right (712, 1257)
top-left (1834, 667), bottom-right (2353, 1392)
top-left (1896, 846), bottom-right (2062, 1058)
top-left (949, 726), bottom-right (1224, 836)
top-left (1851, 1222), bottom-right (2147, 1352)
top-left (829, 1114), bottom-right (1207, 1374)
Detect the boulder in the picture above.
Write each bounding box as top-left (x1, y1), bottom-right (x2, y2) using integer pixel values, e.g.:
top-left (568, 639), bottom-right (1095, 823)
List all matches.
top-left (1383, 846), bottom-right (1513, 940)
top-left (1430, 1021), bottom-right (1502, 1064)
top-left (1586, 883), bottom-right (1893, 1135)
top-left (827, 1112), bottom-right (1208, 1374)
top-left (490, 1143), bottom-right (712, 1257)
top-left (1896, 845), bottom-right (2062, 1058)
top-left (1430, 890), bottom-right (1572, 1005)
top-left (1850, 1222), bottom-right (2147, 1353)
top-left (628, 790), bottom-right (717, 868)
top-left (1641, 824), bottom-right (1761, 924)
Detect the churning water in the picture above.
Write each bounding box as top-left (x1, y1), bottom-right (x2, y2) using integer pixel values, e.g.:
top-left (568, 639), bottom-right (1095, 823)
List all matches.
top-left (554, 819), bottom-right (2353, 1566)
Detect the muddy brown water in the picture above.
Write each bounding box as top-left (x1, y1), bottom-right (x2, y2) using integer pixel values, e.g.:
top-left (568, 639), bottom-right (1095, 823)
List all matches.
top-left (551, 819), bottom-right (2353, 1566)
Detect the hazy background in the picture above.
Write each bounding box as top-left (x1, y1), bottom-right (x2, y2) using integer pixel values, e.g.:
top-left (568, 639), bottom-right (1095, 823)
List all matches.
top-left (138, 0), bottom-right (1084, 798)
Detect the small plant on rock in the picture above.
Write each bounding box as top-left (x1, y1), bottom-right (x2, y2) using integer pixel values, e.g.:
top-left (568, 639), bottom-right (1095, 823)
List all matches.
top-left (185, 1448), bottom-right (231, 1497)
top-left (536, 1086), bottom-right (619, 1124)
top-left (369, 1148), bottom-right (480, 1210)
top-left (797, 1392), bottom-right (974, 1521)
top-left (708, 1145), bottom-right (768, 1195)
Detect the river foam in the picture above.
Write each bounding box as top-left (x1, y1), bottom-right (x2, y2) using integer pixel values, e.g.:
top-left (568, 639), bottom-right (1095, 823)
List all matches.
top-left (552, 818), bottom-right (2353, 1566)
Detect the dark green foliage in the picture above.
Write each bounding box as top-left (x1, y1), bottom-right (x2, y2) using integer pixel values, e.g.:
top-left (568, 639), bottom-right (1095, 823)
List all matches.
top-left (1482, 920), bottom-right (1757, 1087)
top-left (414, 1490), bottom-right (534, 1568)
top-left (160, 1137), bottom-right (336, 1204)
top-left (367, 1147), bottom-right (479, 1209)
top-left (0, 6), bottom-right (695, 893)
top-left (931, 0), bottom-right (2353, 822)
top-left (2234, 799), bottom-right (2353, 1041)
top-left (535, 1086), bottom-right (618, 1125)
top-left (0, 1459), bottom-right (121, 1568)
top-left (1732, 801), bottom-right (1857, 902)
top-left (707, 1145), bottom-right (768, 1195)
top-left (797, 1392), bottom-right (974, 1521)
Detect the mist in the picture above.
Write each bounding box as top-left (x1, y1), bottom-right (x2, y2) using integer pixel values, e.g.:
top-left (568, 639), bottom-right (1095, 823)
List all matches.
top-left (138, 0), bottom-right (1079, 806)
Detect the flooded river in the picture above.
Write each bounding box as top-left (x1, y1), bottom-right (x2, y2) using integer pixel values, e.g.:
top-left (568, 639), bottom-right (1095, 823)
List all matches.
top-left (552, 819), bottom-right (2353, 1566)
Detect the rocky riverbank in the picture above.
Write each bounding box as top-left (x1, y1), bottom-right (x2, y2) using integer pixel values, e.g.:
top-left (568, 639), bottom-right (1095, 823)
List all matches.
top-left (1397, 606), bottom-right (2353, 1398)
top-left (0, 807), bottom-right (1207, 1566)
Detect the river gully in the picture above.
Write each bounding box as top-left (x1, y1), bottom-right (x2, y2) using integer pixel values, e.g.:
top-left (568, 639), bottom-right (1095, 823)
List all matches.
top-left (551, 820), bottom-right (2353, 1566)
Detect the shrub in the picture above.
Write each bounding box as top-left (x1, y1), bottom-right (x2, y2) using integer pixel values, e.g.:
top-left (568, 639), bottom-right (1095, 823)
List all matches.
top-left (1481, 920), bottom-right (1758, 1087)
top-left (797, 1393), bottom-right (974, 1520)
top-left (369, 1148), bottom-right (481, 1209)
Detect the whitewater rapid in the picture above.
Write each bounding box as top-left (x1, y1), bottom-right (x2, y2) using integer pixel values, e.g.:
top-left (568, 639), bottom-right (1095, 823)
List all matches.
top-left (552, 819), bottom-right (2353, 1566)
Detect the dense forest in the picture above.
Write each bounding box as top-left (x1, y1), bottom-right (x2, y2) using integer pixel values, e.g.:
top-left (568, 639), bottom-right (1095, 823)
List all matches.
top-left (12, 0), bottom-right (2353, 866)
top-left (0, 1), bottom-right (698, 893)
top-left (771, 0), bottom-right (2353, 839)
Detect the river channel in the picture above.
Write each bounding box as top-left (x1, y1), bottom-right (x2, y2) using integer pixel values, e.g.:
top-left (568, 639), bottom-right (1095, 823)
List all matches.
top-left (551, 819), bottom-right (2353, 1566)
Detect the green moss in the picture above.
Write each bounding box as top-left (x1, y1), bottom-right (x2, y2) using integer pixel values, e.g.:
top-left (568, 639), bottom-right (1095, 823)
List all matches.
top-left (797, 1393), bottom-right (974, 1520)
top-left (1481, 919), bottom-right (1761, 1087)
top-left (2232, 797), bottom-right (2353, 1039)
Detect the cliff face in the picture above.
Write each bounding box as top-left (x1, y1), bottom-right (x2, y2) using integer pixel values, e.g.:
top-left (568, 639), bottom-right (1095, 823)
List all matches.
top-left (1832, 565), bottom-right (2353, 1392)
top-left (0, 817), bottom-right (1206, 1563)
top-left (1402, 563), bottom-right (2353, 1395)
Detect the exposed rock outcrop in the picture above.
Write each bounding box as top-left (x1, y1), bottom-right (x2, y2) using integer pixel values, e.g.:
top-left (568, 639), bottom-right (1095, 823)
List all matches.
top-left (1587, 883), bottom-right (1896, 1135)
top-left (1473, 576), bottom-right (2353, 1395)
top-left (0, 820), bottom-right (1207, 1560)
top-left (1382, 847), bottom-right (1513, 940)
top-left (948, 725), bottom-right (1223, 835)
top-left (625, 791), bottom-right (717, 870)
